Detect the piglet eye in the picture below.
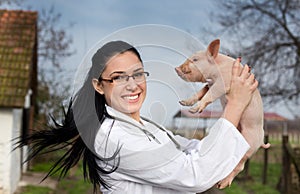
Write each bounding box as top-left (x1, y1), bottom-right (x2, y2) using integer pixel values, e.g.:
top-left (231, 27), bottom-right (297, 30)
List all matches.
top-left (192, 58), bottom-right (198, 62)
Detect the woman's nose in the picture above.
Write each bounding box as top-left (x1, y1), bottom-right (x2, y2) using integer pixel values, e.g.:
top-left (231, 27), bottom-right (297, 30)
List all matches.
top-left (125, 76), bottom-right (138, 90)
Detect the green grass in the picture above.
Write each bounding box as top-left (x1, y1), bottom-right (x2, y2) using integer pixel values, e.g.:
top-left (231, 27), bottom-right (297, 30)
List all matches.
top-left (30, 162), bottom-right (55, 173)
top-left (17, 149), bottom-right (94, 194)
top-left (55, 177), bottom-right (93, 194)
top-left (224, 146), bottom-right (282, 194)
top-left (22, 142), bottom-right (291, 194)
top-left (17, 185), bottom-right (54, 194)
top-left (224, 162), bottom-right (281, 194)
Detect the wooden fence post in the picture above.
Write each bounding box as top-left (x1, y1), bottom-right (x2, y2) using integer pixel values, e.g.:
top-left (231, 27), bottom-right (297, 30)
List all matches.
top-left (262, 134), bottom-right (269, 184)
top-left (281, 134), bottom-right (291, 194)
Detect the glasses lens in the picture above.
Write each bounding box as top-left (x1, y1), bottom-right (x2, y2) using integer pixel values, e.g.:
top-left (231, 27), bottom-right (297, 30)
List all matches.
top-left (134, 72), bottom-right (147, 82)
top-left (113, 75), bottom-right (128, 84)
top-left (112, 72), bottom-right (149, 85)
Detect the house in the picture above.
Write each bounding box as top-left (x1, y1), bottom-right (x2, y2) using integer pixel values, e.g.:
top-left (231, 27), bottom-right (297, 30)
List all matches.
top-left (0, 10), bottom-right (37, 194)
top-left (173, 109), bottom-right (289, 138)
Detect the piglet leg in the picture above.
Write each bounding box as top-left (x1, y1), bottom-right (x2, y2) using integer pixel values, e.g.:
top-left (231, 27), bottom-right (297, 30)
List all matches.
top-left (189, 81), bottom-right (226, 113)
top-left (217, 155), bottom-right (248, 189)
top-left (180, 85), bottom-right (209, 106)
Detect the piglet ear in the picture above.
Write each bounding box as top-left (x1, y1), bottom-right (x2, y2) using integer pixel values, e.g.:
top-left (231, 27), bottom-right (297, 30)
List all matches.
top-left (207, 39), bottom-right (220, 59)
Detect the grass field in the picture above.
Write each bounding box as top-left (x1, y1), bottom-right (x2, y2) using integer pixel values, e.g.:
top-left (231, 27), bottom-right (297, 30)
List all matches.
top-left (223, 161), bottom-right (281, 194)
top-left (17, 141), bottom-right (293, 194)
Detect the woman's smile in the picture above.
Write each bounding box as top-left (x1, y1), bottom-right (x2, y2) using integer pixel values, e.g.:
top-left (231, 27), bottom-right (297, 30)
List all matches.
top-left (122, 93), bottom-right (140, 102)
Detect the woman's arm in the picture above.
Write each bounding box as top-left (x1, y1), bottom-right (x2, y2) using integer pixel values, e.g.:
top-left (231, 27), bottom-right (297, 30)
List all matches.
top-left (95, 117), bottom-right (249, 193)
top-left (222, 58), bottom-right (258, 127)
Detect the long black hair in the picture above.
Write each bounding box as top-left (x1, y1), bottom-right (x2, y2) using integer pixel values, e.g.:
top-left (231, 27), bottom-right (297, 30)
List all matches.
top-left (14, 40), bottom-right (142, 193)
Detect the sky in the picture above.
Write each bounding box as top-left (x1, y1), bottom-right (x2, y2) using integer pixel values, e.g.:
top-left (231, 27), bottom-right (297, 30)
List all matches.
top-left (3, 0), bottom-right (296, 127)
top-left (19, 0), bottom-right (216, 65)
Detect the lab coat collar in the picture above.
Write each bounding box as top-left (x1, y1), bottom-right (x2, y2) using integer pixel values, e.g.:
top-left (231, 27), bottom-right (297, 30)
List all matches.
top-left (105, 105), bottom-right (164, 144)
top-left (105, 105), bottom-right (181, 149)
top-left (106, 105), bottom-right (145, 129)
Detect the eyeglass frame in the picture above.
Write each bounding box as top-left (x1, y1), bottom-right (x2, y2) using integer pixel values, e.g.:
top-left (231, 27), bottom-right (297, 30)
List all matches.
top-left (99, 71), bottom-right (150, 84)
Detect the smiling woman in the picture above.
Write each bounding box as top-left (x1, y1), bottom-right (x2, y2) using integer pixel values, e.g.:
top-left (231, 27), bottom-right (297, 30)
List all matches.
top-left (91, 51), bottom-right (148, 121)
top-left (15, 39), bottom-right (259, 194)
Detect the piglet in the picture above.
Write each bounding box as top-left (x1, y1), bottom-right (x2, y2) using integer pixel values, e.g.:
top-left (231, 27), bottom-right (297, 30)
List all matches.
top-left (175, 39), bottom-right (270, 189)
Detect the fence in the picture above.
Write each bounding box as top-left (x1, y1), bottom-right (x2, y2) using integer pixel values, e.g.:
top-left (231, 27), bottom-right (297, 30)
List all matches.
top-left (277, 134), bottom-right (300, 194)
top-left (174, 127), bottom-right (300, 193)
top-left (268, 131), bottom-right (300, 144)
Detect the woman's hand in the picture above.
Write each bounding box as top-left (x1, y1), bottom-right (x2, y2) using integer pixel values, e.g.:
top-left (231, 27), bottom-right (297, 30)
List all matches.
top-left (222, 58), bottom-right (258, 127)
top-left (227, 58), bottom-right (258, 109)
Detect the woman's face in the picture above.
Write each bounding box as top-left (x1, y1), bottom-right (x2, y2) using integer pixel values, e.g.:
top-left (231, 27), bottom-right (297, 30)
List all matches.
top-left (93, 51), bottom-right (147, 121)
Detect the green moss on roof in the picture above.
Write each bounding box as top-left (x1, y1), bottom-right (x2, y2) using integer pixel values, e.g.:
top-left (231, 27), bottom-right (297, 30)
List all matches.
top-left (0, 10), bottom-right (37, 108)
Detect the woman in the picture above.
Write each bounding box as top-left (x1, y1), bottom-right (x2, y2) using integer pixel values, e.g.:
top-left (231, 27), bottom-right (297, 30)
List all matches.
top-left (17, 40), bottom-right (257, 194)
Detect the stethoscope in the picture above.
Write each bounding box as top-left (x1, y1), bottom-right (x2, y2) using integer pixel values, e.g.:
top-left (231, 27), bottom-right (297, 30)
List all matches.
top-left (111, 115), bottom-right (182, 151)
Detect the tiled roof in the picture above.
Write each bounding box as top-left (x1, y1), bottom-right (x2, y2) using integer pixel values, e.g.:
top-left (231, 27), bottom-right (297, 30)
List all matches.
top-left (0, 10), bottom-right (37, 108)
top-left (174, 109), bottom-right (289, 121)
top-left (264, 112), bottom-right (288, 121)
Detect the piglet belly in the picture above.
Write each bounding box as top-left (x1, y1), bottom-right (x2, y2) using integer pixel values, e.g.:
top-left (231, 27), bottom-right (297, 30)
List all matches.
top-left (239, 90), bottom-right (265, 155)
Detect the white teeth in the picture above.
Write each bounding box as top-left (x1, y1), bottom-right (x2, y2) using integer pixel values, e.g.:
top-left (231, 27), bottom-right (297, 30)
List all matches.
top-left (124, 95), bottom-right (138, 100)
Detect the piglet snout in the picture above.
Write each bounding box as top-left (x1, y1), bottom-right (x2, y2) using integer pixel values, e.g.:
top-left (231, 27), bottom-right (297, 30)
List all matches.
top-left (175, 67), bottom-right (181, 75)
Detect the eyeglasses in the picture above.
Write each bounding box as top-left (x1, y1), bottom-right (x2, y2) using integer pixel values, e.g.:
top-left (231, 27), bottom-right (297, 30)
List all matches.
top-left (99, 71), bottom-right (150, 85)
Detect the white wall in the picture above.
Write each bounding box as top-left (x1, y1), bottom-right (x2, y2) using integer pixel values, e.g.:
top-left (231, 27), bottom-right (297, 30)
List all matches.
top-left (0, 108), bottom-right (22, 194)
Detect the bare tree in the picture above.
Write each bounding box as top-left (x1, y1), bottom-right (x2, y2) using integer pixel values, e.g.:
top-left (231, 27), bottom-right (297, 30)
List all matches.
top-left (36, 7), bottom-right (74, 121)
top-left (0, 0), bottom-right (22, 6)
top-left (210, 0), bottom-right (300, 117)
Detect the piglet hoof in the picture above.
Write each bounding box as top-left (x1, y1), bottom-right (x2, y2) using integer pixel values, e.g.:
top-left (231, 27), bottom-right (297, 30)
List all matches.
top-left (262, 143), bottom-right (271, 149)
top-left (179, 100), bottom-right (188, 106)
top-left (189, 107), bottom-right (202, 114)
top-left (188, 102), bottom-right (205, 113)
top-left (217, 176), bottom-right (233, 189)
top-left (179, 100), bottom-right (194, 106)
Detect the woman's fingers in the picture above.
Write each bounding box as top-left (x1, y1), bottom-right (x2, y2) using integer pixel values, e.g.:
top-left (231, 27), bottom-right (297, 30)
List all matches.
top-left (244, 67), bottom-right (258, 91)
top-left (240, 64), bottom-right (250, 79)
top-left (248, 74), bottom-right (258, 91)
top-left (232, 58), bottom-right (241, 77)
top-left (228, 58), bottom-right (259, 110)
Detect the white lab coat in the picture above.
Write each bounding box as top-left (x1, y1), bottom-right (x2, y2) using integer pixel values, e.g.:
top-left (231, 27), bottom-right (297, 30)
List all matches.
top-left (94, 106), bottom-right (249, 194)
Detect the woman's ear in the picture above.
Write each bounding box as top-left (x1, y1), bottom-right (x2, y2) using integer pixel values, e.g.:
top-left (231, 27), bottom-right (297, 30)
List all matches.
top-left (92, 79), bottom-right (104, 95)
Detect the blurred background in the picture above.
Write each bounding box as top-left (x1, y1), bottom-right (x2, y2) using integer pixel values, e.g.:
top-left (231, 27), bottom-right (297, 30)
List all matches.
top-left (0, 0), bottom-right (299, 193)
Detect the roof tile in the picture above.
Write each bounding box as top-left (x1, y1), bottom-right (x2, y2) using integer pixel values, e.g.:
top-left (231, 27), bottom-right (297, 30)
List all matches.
top-left (0, 9), bottom-right (37, 108)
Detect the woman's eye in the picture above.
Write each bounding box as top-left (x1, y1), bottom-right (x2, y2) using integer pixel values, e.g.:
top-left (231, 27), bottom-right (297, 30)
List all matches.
top-left (113, 75), bottom-right (126, 81)
top-left (134, 72), bottom-right (144, 78)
